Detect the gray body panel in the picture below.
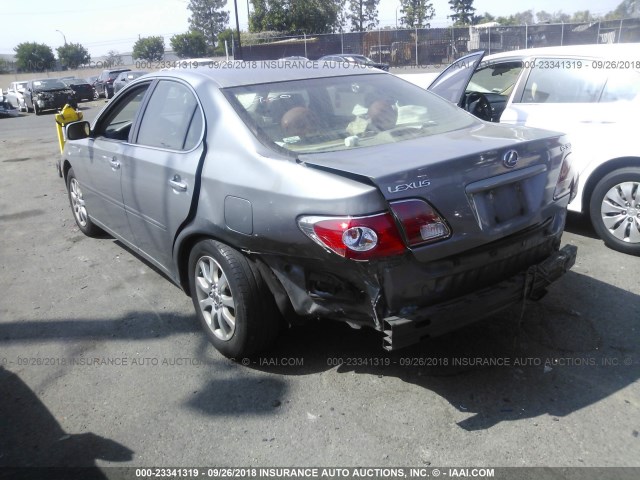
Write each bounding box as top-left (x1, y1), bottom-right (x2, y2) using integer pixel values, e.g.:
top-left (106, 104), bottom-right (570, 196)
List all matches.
top-left (61, 66), bottom-right (576, 349)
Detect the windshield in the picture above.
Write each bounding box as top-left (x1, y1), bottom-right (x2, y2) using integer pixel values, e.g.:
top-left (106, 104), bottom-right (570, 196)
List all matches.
top-left (467, 61), bottom-right (523, 95)
top-left (224, 73), bottom-right (475, 154)
top-left (32, 79), bottom-right (67, 90)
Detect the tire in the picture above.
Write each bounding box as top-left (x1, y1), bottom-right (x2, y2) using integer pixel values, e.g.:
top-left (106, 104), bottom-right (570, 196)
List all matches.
top-left (188, 239), bottom-right (280, 358)
top-left (589, 167), bottom-right (640, 256)
top-left (66, 168), bottom-right (101, 237)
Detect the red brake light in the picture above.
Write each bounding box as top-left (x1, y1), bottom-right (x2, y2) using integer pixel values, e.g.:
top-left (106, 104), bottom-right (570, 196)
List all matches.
top-left (390, 199), bottom-right (450, 245)
top-left (298, 213), bottom-right (406, 260)
top-left (553, 154), bottom-right (577, 201)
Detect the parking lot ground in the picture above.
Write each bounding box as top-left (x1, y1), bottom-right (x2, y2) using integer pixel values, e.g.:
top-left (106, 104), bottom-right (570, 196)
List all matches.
top-left (0, 104), bottom-right (639, 472)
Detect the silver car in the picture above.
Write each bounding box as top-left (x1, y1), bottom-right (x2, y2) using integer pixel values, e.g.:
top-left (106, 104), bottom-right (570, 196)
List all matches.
top-left (61, 64), bottom-right (577, 357)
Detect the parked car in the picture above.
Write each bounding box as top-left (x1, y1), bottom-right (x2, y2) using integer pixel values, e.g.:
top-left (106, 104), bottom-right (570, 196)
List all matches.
top-left (24, 78), bottom-right (76, 115)
top-left (0, 93), bottom-right (19, 117)
top-left (94, 68), bottom-right (131, 99)
top-left (112, 71), bottom-right (148, 94)
top-left (60, 65), bottom-right (577, 357)
top-left (86, 76), bottom-right (100, 100)
top-left (61, 78), bottom-right (96, 102)
top-left (5, 81), bottom-right (28, 112)
top-left (319, 54), bottom-right (390, 71)
top-left (428, 43), bottom-right (640, 255)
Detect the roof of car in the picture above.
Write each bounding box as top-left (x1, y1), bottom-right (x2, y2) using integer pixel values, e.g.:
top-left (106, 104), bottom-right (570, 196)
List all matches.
top-left (485, 42), bottom-right (640, 61)
top-left (154, 61), bottom-right (382, 88)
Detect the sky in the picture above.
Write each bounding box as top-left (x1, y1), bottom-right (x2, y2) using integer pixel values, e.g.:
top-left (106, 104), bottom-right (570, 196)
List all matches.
top-left (0, 0), bottom-right (625, 57)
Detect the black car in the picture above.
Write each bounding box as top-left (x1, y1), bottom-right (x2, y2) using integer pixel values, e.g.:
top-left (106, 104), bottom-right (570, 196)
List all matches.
top-left (319, 54), bottom-right (390, 71)
top-left (94, 68), bottom-right (131, 99)
top-left (24, 78), bottom-right (76, 115)
top-left (61, 78), bottom-right (96, 102)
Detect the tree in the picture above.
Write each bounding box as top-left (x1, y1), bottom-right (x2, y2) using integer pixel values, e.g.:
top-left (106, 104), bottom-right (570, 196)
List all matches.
top-left (13, 42), bottom-right (55, 72)
top-left (106, 50), bottom-right (123, 67)
top-left (249, 0), bottom-right (341, 34)
top-left (346, 0), bottom-right (380, 32)
top-left (472, 11), bottom-right (495, 25)
top-left (170, 31), bottom-right (208, 58)
top-left (495, 10), bottom-right (534, 26)
top-left (535, 10), bottom-right (570, 23)
top-left (399, 0), bottom-right (436, 28)
top-left (215, 28), bottom-right (238, 55)
top-left (188, 0), bottom-right (229, 49)
top-left (571, 10), bottom-right (594, 23)
top-left (132, 36), bottom-right (165, 61)
top-left (56, 43), bottom-right (90, 69)
top-left (448, 0), bottom-right (475, 25)
top-left (604, 0), bottom-right (640, 20)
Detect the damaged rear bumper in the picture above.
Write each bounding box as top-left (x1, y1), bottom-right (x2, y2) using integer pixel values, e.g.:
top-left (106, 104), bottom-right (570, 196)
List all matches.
top-left (382, 244), bottom-right (577, 351)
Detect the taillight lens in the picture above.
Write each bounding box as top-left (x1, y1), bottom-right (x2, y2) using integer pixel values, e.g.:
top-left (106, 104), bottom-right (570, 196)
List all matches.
top-left (390, 199), bottom-right (450, 245)
top-left (553, 154), bottom-right (577, 201)
top-left (298, 213), bottom-right (406, 260)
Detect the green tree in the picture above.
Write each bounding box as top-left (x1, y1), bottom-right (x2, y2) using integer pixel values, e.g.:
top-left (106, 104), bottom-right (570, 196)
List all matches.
top-left (604, 0), bottom-right (640, 20)
top-left (188, 0), bottom-right (229, 49)
top-left (56, 42), bottom-right (90, 69)
top-left (132, 36), bottom-right (165, 61)
top-left (495, 10), bottom-right (534, 26)
top-left (13, 42), bottom-right (55, 72)
top-left (215, 28), bottom-right (239, 55)
top-left (249, 0), bottom-right (341, 34)
top-left (399, 0), bottom-right (436, 28)
top-left (448, 0), bottom-right (475, 25)
top-left (346, 0), bottom-right (380, 32)
top-left (170, 31), bottom-right (208, 58)
top-left (571, 10), bottom-right (594, 22)
top-left (471, 11), bottom-right (494, 24)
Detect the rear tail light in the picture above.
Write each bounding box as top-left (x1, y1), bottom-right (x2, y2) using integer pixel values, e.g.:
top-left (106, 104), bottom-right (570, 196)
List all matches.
top-left (298, 213), bottom-right (406, 260)
top-left (390, 199), bottom-right (450, 245)
top-left (553, 154), bottom-right (577, 201)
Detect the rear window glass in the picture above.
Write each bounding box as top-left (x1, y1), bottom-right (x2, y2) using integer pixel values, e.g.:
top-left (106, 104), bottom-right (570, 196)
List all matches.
top-left (223, 74), bottom-right (475, 154)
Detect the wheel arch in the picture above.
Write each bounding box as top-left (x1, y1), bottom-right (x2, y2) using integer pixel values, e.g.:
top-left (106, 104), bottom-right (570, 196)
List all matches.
top-left (581, 157), bottom-right (640, 212)
top-left (175, 231), bottom-right (294, 321)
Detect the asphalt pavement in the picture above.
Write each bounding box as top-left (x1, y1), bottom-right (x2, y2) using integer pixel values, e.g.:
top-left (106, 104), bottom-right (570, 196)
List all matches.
top-left (0, 99), bottom-right (638, 475)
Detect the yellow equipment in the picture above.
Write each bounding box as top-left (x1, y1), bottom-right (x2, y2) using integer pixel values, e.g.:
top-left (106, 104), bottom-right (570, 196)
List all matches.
top-left (55, 104), bottom-right (83, 154)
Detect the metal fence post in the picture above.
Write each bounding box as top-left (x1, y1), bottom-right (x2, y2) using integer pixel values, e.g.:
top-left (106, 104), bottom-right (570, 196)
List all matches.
top-left (525, 24), bottom-right (528, 49)
top-left (488, 27), bottom-right (491, 55)
top-left (341, 31), bottom-right (344, 54)
top-left (304, 33), bottom-right (307, 58)
top-left (618, 19), bottom-right (624, 43)
top-left (415, 27), bottom-right (418, 66)
top-left (561, 22), bottom-right (564, 46)
top-left (597, 21), bottom-right (601, 43)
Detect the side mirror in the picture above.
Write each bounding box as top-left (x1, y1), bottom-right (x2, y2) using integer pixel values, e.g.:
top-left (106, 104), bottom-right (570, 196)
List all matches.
top-left (66, 121), bottom-right (91, 140)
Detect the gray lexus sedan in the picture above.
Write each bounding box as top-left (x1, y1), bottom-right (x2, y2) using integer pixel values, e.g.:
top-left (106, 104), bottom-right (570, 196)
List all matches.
top-left (61, 63), bottom-right (578, 358)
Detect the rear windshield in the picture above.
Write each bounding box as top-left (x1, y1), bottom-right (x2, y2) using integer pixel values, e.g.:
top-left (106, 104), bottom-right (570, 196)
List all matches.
top-left (223, 73), bottom-right (475, 154)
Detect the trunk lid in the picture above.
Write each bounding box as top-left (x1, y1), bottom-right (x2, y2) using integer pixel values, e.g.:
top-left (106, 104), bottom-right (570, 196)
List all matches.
top-left (298, 121), bottom-right (570, 261)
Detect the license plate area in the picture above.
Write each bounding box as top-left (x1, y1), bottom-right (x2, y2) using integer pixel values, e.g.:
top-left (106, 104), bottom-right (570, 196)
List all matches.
top-left (466, 165), bottom-right (547, 230)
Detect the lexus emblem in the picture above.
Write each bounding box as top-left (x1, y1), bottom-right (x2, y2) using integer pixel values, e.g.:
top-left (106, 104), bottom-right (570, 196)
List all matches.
top-left (503, 150), bottom-right (519, 168)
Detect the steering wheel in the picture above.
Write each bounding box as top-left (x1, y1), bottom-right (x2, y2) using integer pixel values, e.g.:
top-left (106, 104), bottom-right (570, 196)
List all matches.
top-left (464, 92), bottom-right (493, 122)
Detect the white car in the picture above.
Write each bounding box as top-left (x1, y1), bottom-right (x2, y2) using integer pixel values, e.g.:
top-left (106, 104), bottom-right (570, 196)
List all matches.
top-left (5, 81), bottom-right (28, 112)
top-left (428, 43), bottom-right (640, 255)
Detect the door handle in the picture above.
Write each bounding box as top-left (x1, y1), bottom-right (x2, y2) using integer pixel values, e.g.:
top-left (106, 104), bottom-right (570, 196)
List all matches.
top-left (169, 176), bottom-right (187, 192)
top-left (110, 157), bottom-right (120, 170)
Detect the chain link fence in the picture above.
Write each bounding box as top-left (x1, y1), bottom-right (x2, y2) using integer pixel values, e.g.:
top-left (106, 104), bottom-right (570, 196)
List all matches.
top-left (236, 18), bottom-right (640, 65)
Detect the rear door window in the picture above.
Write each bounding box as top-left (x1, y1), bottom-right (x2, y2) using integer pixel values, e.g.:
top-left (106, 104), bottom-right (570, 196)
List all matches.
top-left (521, 59), bottom-right (606, 103)
top-left (136, 80), bottom-right (203, 151)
